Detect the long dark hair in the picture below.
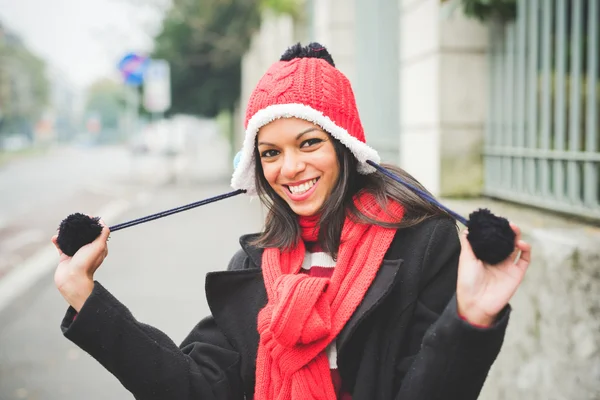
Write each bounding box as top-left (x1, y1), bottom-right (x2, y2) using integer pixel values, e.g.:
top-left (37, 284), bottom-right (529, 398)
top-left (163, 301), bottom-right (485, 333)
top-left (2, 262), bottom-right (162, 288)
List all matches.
top-left (252, 136), bottom-right (454, 259)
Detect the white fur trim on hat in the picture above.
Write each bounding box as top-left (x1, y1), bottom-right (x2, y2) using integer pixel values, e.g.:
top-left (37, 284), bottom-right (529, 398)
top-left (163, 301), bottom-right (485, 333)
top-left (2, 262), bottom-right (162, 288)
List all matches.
top-left (231, 103), bottom-right (380, 195)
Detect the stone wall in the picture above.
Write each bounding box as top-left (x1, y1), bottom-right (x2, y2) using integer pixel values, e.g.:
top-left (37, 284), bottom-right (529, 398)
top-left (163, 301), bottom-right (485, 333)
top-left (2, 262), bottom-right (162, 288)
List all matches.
top-left (446, 198), bottom-right (600, 400)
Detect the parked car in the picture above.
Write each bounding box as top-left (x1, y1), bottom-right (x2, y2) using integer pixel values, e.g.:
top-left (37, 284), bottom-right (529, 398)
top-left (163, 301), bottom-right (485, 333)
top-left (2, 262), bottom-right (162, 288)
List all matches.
top-left (0, 134), bottom-right (32, 152)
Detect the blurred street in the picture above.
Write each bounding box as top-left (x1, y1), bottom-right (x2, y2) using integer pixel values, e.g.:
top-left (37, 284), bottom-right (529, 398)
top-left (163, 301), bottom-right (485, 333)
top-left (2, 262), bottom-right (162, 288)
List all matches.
top-left (0, 145), bottom-right (141, 279)
top-left (0, 144), bottom-right (263, 399)
top-left (0, 120), bottom-right (231, 279)
top-left (0, 145), bottom-right (130, 223)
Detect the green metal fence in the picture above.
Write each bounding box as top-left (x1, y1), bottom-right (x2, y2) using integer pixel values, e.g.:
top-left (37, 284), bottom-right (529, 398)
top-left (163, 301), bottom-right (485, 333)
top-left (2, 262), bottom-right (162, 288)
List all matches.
top-left (484, 0), bottom-right (599, 220)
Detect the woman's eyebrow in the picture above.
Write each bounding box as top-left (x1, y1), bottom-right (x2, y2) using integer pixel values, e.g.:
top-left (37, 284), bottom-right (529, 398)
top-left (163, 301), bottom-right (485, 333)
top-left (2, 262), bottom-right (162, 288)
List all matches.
top-left (258, 127), bottom-right (322, 146)
top-left (295, 127), bottom-right (321, 140)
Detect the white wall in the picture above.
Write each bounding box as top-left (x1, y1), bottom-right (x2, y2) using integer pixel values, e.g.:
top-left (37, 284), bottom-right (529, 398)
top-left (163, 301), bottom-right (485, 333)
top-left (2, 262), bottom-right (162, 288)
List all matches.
top-left (354, 0), bottom-right (400, 163)
top-left (312, 0), bottom-right (356, 82)
top-left (399, 0), bottom-right (442, 194)
top-left (398, 0), bottom-right (487, 196)
top-left (235, 12), bottom-right (297, 149)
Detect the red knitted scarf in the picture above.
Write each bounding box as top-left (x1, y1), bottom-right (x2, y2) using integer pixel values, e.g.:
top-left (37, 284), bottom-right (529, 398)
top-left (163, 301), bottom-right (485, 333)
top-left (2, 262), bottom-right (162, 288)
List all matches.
top-left (255, 192), bottom-right (404, 400)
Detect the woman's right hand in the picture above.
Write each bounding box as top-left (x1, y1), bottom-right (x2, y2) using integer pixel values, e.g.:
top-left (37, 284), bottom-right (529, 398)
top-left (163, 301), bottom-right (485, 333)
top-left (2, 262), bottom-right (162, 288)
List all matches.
top-left (51, 220), bottom-right (110, 312)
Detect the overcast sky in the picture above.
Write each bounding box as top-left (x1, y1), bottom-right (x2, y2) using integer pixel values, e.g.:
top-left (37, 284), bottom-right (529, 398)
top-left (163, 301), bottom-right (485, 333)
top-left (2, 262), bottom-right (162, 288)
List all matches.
top-left (0, 0), bottom-right (166, 89)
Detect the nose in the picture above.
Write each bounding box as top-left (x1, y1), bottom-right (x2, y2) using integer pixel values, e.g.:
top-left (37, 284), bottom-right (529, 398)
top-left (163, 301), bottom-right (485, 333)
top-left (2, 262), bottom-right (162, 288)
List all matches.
top-left (280, 151), bottom-right (305, 180)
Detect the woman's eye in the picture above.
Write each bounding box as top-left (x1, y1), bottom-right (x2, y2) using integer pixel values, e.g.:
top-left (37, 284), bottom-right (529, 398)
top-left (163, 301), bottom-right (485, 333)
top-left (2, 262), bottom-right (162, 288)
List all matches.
top-left (301, 138), bottom-right (323, 148)
top-left (260, 149), bottom-right (279, 158)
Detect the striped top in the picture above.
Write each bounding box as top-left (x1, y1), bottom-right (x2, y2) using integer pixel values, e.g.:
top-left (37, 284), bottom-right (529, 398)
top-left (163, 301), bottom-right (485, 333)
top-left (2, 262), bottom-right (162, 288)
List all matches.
top-left (299, 241), bottom-right (352, 400)
top-left (250, 241), bottom-right (352, 399)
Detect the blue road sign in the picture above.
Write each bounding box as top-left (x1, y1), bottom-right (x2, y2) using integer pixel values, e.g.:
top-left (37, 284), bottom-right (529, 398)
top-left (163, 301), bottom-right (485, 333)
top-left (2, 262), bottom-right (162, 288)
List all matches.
top-left (117, 53), bottom-right (149, 86)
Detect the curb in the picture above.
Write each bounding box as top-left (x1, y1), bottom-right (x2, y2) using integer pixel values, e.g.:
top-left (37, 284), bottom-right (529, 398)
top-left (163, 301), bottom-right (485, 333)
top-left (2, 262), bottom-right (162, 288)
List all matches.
top-left (0, 198), bottom-right (133, 314)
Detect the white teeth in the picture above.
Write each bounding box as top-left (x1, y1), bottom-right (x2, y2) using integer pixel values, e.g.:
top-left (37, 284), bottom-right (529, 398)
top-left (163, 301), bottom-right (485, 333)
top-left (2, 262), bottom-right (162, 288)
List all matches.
top-left (288, 178), bottom-right (318, 195)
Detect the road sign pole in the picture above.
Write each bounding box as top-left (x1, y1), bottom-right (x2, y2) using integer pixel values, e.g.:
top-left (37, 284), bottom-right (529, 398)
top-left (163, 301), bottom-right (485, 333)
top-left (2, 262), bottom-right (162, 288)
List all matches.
top-left (125, 86), bottom-right (139, 137)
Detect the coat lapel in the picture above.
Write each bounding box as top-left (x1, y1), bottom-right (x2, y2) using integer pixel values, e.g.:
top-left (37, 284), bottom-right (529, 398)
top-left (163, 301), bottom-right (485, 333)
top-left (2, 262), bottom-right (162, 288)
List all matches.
top-left (238, 233), bottom-right (263, 268)
top-left (205, 267), bottom-right (266, 395)
top-left (337, 257), bottom-right (403, 354)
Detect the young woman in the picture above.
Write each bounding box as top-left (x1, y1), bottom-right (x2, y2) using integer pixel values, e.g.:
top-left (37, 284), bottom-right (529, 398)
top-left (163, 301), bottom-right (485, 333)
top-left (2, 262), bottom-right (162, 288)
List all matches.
top-left (52, 43), bottom-right (531, 400)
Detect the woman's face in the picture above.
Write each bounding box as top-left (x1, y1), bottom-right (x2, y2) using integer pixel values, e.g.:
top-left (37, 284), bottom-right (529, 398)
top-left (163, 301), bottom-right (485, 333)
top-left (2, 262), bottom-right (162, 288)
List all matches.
top-left (257, 117), bottom-right (339, 217)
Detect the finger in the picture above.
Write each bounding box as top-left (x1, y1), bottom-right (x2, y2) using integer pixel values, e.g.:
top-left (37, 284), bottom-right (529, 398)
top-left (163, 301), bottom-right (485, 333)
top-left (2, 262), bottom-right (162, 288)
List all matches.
top-left (98, 219), bottom-right (110, 242)
top-left (87, 233), bottom-right (107, 260)
top-left (515, 241), bottom-right (531, 269)
top-left (92, 230), bottom-right (109, 255)
top-left (94, 246), bottom-right (108, 268)
top-left (505, 223), bottom-right (523, 260)
top-left (459, 229), bottom-right (477, 263)
top-left (509, 222), bottom-right (521, 241)
top-left (512, 239), bottom-right (530, 260)
top-left (88, 222), bottom-right (110, 261)
top-left (79, 219), bottom-right (108, 257)
top-left (51, 235), bottom-right (65, 256)
top-left (52, 240), bottom-right (63, 255)
top-left (516, 239), bottom-right (531, 253)
top-left (508, 239), bottom-right (521, 261)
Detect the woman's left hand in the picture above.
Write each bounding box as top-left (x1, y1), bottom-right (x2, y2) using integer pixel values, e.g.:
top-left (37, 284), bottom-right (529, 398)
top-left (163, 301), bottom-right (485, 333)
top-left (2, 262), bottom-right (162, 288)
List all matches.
top-left (456, 223), bottom-right (532, 327)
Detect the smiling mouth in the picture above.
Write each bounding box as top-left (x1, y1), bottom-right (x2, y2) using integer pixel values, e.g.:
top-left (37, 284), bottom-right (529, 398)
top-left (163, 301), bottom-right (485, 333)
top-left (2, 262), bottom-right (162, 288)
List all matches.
top-left (284, 178), bottom-right (320, 195)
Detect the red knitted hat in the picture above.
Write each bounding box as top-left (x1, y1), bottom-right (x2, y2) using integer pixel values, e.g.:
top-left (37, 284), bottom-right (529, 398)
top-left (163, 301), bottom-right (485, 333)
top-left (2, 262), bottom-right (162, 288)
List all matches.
top-left (231, 43), bottom-right (380, 195)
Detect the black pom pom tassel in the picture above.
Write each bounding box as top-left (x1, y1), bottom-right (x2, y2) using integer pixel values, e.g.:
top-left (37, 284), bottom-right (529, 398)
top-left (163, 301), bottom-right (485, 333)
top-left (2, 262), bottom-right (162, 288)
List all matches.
top-left (55, 189), bottom-right (247, 257)
top-left (466, 209), bottom-right (516, 265)
top-left (365, 161), bottom-right (516, 266)
top-left (280, 42), bottom-right (336, 67)
top-left (56, 213), bottom-right (103, 257)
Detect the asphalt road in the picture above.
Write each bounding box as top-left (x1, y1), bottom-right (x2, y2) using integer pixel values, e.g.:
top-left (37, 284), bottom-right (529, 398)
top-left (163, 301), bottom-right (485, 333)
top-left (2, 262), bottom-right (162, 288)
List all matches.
top-left (0, 182), bottom-right (263, 400)
top-left (0, 145), bottom-right (132, 224)
top-left (0, 142), bottom-right (229, 280)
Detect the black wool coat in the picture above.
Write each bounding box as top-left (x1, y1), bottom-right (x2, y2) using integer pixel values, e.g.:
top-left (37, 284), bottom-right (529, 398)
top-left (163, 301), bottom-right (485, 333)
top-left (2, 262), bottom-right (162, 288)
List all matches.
top-left (61, 217), bottom-right (510, 400)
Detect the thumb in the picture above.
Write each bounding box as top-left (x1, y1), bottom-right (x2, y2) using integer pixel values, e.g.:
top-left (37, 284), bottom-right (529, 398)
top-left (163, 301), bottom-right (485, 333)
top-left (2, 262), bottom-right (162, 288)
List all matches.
top-left (51, 235), bottom-right (66, 257)
top-left (98, 219), bottom-right (110, 242)
top-left (459, 229), bottom-right (477, 263)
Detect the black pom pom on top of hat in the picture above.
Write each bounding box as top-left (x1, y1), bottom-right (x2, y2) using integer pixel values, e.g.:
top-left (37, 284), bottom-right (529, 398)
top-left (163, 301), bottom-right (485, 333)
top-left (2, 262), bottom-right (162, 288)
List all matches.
top-left (56, 213), bottom-right (103, 257)
top-left (280, 42), bottom-right (335, 67)
top-left (467, 209), bottom-right (516, 265)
